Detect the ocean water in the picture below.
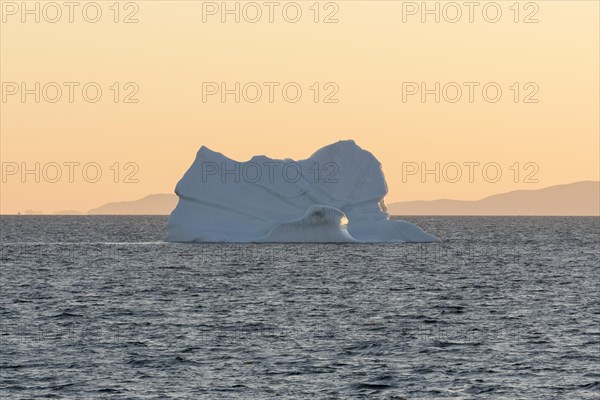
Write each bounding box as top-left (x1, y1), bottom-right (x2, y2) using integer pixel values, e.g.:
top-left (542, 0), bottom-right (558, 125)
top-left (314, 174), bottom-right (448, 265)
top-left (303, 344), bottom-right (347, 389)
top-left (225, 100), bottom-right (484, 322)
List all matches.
top-left (0, 216), bottom-right (598, 399)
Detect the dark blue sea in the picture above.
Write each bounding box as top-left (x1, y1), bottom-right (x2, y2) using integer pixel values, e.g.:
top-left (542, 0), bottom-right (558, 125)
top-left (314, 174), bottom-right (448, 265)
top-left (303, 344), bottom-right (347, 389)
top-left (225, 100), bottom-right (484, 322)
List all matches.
top-left (1, 216), bottom-right (599, 399)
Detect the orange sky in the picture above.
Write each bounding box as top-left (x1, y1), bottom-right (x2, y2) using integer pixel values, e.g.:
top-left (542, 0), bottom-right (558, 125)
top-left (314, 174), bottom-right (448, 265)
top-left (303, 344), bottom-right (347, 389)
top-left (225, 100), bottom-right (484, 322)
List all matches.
top-left (1, 1), bottom-right (599, 214)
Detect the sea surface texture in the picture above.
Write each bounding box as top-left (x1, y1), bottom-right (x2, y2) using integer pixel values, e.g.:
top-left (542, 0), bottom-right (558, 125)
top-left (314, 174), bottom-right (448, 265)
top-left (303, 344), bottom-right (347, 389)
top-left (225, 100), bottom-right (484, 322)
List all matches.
top-left (1, 216), bottom-right (599, 399)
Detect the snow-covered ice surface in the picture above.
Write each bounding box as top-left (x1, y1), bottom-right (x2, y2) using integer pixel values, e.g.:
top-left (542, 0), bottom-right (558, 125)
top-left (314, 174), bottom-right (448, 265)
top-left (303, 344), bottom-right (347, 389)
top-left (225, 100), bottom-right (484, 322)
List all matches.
top-left (166, 140), bottom-right (439, 243)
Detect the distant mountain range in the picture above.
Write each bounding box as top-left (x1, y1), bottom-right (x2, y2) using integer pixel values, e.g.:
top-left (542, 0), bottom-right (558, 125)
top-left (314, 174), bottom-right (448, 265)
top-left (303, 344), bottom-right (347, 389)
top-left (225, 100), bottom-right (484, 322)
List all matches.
top-left (86, 194), bottom-right (178, 215)
top-left (25, 181), bottom-right (599, 216)
top-left (386, 181), bottom-right (599, 216)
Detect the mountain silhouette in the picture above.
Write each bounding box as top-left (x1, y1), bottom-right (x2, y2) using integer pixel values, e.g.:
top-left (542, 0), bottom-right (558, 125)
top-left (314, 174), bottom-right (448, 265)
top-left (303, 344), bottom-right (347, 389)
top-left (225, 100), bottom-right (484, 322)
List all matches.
top-left (84, 181), bottom-right (599, 216)
top-left (386, 181), bottom-right (599, 216)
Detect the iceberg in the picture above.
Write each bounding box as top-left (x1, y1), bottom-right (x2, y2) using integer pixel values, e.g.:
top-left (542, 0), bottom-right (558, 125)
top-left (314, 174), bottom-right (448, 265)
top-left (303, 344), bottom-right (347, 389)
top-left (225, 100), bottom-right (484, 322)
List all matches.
top-left (166, 140), bottom-right (439, 243)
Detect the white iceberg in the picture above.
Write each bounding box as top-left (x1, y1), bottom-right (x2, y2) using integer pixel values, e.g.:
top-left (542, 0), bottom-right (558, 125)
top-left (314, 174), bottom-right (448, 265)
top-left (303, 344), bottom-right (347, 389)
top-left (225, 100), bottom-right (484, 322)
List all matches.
top-left (166, 140), bottom-right (439, 243)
